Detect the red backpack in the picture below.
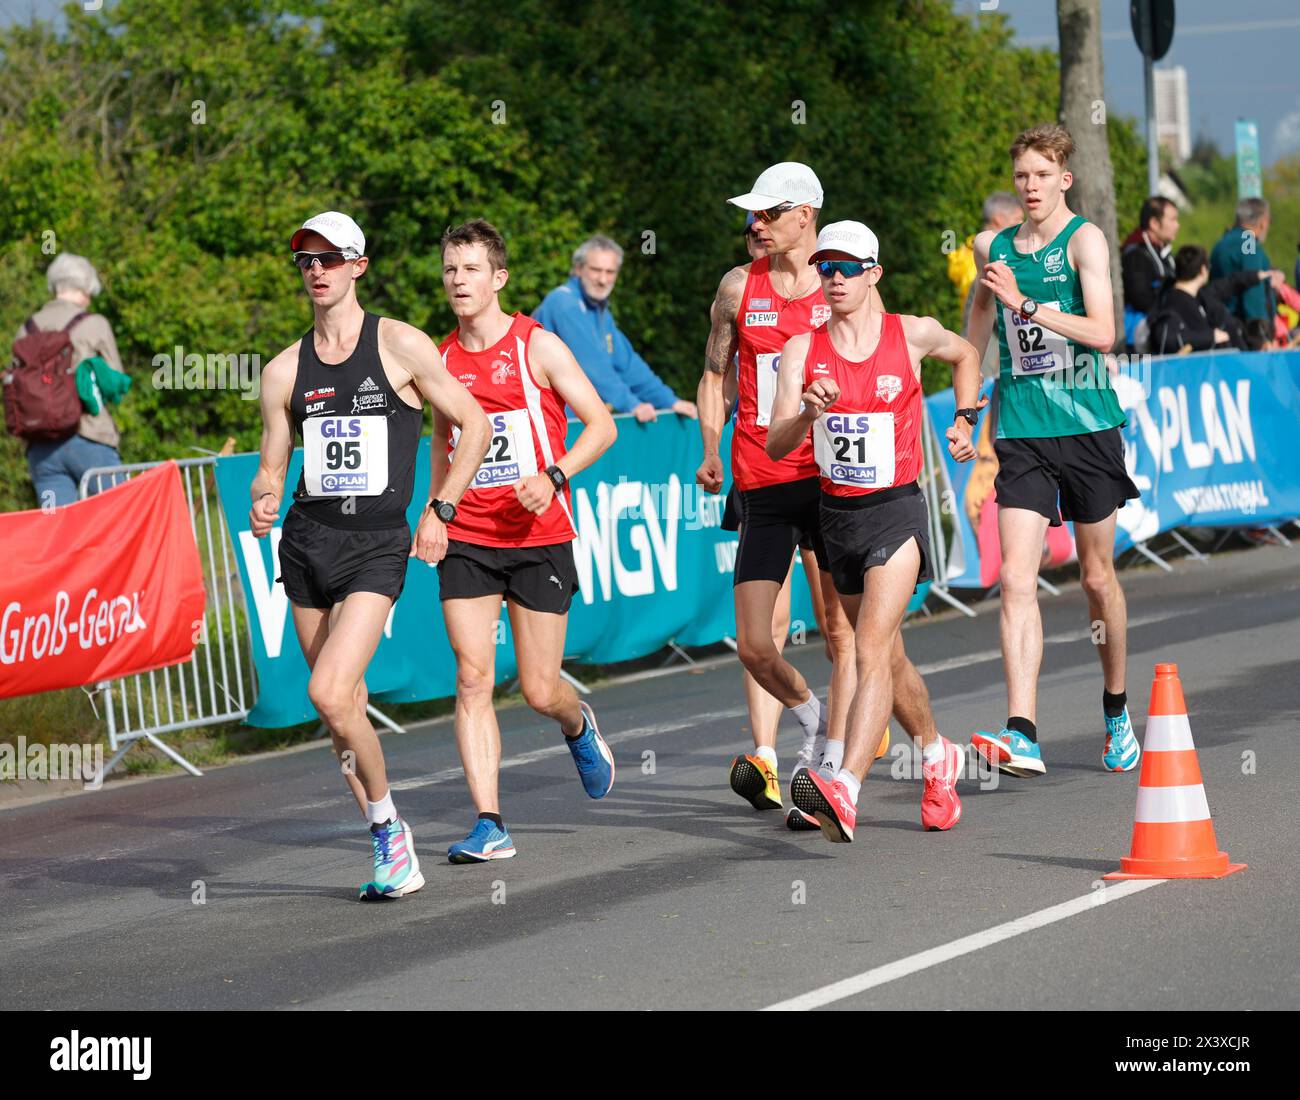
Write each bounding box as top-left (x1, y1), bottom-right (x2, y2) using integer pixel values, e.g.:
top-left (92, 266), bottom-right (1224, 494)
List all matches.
top-left (3, 312), bottom-right (88, 442)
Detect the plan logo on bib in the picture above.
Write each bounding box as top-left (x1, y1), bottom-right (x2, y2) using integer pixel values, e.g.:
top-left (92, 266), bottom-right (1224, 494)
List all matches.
top-left (811, 304), bottom-right (832, 327)
top-left (876, 375), bottom-right (903, 403)
top-left (1043, 247), bottom-right (1065, 276)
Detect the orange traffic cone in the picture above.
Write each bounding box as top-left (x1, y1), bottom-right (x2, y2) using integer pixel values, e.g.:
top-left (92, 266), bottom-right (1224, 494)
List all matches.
top-left (1104, 663), bottom-right (1245, 880)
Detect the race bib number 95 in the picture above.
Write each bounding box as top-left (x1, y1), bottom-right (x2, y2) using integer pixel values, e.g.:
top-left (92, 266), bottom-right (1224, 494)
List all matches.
top-left (303, 416), bottom-right (389, 496)
top-left (1005, 302), bottom-right (1070, 375)
top-left (814, 412), bottom-right (895, 489)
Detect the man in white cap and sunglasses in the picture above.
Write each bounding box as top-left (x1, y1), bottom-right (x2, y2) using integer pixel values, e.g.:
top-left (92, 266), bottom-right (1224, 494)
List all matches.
top-left (250, 211), bottom-right (491, 899)
top-left (767, 221), bottom-right (984, 842)
top-left (696, 162), bottom-right (870, 828)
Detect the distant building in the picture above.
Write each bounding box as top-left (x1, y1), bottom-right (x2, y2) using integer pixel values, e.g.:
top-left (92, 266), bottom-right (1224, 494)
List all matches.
top-left (1155, 66), bottom-right (1191, 165)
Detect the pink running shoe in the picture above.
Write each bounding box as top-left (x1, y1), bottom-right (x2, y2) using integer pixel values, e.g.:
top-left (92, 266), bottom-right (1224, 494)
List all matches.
top-left (790, 766), bottom-right (856, 843)
top-left (921, 736), bottom-right (963, 832)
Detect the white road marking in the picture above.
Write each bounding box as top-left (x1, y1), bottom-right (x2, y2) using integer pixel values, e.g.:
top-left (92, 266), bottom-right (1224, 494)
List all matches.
top-left (762, 878), bottom-right (1165, 1011)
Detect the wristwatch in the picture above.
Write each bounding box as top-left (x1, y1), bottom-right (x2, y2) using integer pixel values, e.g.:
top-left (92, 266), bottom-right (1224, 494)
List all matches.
top-left (1019, 297), bottom-right (1039, 320)
top-left (954, 408), bottom-right (979, 428)
top-left (544, 464), bottom-right (568, 491)
top-left (429, 498), bottom-right (456, 523)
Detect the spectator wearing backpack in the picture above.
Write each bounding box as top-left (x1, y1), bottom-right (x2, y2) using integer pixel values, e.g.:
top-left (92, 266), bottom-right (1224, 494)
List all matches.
top-left (7, 254), bottom-right (125, 507)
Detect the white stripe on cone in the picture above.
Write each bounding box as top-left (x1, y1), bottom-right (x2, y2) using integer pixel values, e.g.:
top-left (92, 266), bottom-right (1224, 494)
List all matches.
top-left (1143, 712), bottom-right (1195, 752)
top-left (1134, 783), bottom-right (1211, 824)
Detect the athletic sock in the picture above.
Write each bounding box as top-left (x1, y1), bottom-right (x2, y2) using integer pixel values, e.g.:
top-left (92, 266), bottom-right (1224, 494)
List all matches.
top-left (478, 811), bottom-right (504, 830)
top-left (921, 738), bottom-right (945, 764)
top-left (755, 745), bottom-right (778, 771)
top-left (1103, 690), bottom-right (1128, 718)
top-left (819, 738), bottom-right (845, 775)
top-left (1006, 716), bottom-right (1037, 743)
top-left (790, 692), bottom-right (822, 739)
top-left (366, 791), bottom-right (397, 826)
top-left (834, 768), bottom-right (862, 805)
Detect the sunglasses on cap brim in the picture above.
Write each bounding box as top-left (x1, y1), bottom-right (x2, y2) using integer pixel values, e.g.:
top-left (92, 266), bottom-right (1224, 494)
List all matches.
top-left (292, 250), bottom-right (359, 270)
top-left (815, 259), bottom-right (878, 278)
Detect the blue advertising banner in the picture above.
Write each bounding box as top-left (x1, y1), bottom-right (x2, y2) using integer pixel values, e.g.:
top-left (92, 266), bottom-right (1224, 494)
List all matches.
top-left (926, 350), bottom-right (1300, 587)
top-left (215, 415), bottom-right (820, 728)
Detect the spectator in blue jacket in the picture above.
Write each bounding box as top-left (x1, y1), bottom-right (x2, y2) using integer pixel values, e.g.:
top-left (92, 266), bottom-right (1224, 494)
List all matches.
top-left (533, 235), bottom-right (697, 423)
top-left (1209, 197), bottom-right (1276, 324)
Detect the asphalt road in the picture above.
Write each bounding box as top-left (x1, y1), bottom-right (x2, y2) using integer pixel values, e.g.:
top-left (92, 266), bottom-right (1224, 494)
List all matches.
top-left (2, 543), bottom-right (1297, 1011)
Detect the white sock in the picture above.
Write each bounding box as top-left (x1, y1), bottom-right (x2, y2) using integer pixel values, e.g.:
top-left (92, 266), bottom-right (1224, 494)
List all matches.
top-left (789, 692), bottom-right (822, 739)
top-left (921, 738), bottom-right (945, 764)
top-left (755, 745), bottom-right (778, 771)
top-left (835, 768), bottom-right (861, 804)
top-left (366, 791), bottom-right (397, 826)
top-left (820, 738), bottom-right (845, 775)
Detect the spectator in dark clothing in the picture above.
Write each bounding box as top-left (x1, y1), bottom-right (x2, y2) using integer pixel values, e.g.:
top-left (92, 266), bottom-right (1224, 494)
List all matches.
top-left (1121, 196), bottom-right (1179, 348)
top-left (1148, 246), bottom-right (1232, 354)
top-left (1209, 197), bottom-right (1275, 323)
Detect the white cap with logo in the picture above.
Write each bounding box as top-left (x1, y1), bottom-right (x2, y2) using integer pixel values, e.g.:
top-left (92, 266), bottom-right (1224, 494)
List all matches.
top-left (727, 162), bottom-right (824, 211)
top-left (809, 221), bottom-right (880, 265)
top-left (290, 211), bottom-right (366, 257)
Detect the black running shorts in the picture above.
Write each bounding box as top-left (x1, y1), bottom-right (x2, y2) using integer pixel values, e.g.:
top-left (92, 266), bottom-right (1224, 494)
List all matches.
top-left (994, 427), bottom-right (1140, 527)
top-left (733, 477), bottom-right (828, 585)
top-left (438, 539), bottom-right (580, 615)
top-left (818, 483), bottom-right (933, 597)
top-left (277, 507), bottom-right (410, 609)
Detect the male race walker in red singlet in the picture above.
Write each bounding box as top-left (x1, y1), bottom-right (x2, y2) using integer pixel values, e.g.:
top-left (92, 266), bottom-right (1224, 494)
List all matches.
top-left (696, 163), bottom-right (859, 826)
top-left (767, 221), bottom-right (984, 841)
top-left (251, 211), bottom-right (491, 898)
top-left (434, 220), bottom-right (618, 864)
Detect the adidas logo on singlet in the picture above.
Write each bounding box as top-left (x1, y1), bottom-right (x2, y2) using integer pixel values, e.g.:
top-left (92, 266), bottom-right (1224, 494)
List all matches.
top-left (357, 376), bottom-right (380, 392)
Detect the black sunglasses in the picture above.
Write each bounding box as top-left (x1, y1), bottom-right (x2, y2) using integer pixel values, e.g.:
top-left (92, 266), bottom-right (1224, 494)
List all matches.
top-left (293, 250), bottom-right (353, 270)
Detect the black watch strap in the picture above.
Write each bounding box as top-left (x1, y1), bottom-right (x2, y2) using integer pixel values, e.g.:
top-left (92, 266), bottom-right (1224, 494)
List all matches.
top-left (429, 498), bottom-right (456, 523)
top-left (545, 464), bottom-right (568, 491)
top-left (954, 408), bottom-right (979, 427)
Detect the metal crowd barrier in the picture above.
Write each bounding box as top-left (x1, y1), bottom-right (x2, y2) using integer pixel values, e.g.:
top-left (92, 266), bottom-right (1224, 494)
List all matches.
top-left (78, 458), bottom-right (255, 778)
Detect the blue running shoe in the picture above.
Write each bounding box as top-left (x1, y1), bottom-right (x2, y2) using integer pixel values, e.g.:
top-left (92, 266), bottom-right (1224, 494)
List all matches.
top-left (567, 701), bottom-right (615, 799)
top-left (1103, 706), bottom-right (1141, 772)
top-left (970, 728), bottom-right (1046, 777)
top-left (448, 818), bottom-right (516, 864)
top-left (359, 818), bottom-right (424, 900)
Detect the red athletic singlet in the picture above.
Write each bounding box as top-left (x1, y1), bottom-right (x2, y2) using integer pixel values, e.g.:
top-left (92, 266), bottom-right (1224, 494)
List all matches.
top-left (803, 312), bottom-right (923, 498)
top-left (732, 257), bottom-right (828, 490)
top-left (439, 313), bottom-right (576, 547)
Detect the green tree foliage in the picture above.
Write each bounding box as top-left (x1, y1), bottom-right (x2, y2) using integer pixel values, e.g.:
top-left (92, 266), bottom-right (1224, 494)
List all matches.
top-left (0, 0), bottom-right (1146, 511)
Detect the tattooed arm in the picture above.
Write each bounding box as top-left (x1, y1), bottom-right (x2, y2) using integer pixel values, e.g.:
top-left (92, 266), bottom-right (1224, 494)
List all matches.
top-left (695, 264), bottom-right (747, 494)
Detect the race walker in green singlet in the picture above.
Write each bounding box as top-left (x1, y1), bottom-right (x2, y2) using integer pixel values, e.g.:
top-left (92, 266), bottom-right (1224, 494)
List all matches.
top-left (964, 123), bottom-right (1142, 783)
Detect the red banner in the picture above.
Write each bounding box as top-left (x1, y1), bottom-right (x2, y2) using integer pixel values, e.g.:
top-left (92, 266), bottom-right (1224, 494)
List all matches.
top-left (0, 463), bottom-right (206, 699)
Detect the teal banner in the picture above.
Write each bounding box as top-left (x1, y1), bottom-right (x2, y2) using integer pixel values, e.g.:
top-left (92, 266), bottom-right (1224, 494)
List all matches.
top-left (214, 415), bottom-right (820, 728)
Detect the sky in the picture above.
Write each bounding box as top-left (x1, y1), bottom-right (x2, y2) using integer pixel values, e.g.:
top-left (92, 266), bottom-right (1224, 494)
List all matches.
top-left (3, 0), bottom-right (1298, 165)
top-left (961, 0), bottom-right (1300, 165)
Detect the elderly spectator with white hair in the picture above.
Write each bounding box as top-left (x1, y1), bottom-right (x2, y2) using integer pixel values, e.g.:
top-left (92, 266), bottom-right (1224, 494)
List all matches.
top-left (533, 235), bottom-right (696, 423)
top-left (12, 253), bottom-right (126, 505)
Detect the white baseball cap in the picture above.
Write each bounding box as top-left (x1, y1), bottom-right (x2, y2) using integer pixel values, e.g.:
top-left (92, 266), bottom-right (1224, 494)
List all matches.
top-left (727, 162), bottom-right (823, 211)
top-left (290, 211), bottom-right (366, 257)
top-left (809, 221), bottom-right (880, 265)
